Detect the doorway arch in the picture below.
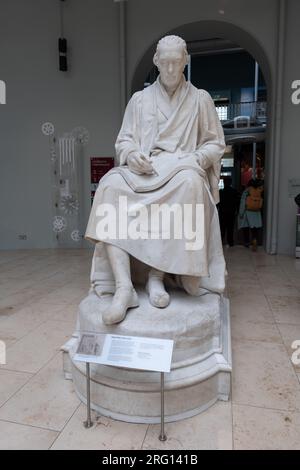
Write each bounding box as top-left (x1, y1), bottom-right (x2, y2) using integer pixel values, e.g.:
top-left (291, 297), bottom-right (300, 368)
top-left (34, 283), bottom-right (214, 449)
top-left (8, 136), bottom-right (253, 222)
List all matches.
top-left (130, 20), bottom-right (275, 253)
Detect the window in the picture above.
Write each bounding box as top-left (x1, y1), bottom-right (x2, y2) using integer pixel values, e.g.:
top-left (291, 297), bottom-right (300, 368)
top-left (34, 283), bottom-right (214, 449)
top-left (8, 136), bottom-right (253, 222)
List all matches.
top-left (216, 105), bottom-right (228, 121)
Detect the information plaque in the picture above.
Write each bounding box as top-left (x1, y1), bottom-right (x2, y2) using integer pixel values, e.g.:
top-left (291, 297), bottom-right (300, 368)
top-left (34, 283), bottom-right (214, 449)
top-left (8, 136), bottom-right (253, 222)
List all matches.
top-left (74, 332), bottom-right (173, 439)
top-left (74, 333), bottom-right (174, 373)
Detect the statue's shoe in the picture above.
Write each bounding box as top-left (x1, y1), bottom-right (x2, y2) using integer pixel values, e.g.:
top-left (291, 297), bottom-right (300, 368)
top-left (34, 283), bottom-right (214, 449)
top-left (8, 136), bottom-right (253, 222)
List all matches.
top-left (146, 278), bottom-right (170, 308)
top-left (102, 286), bottom-right (139, 325)
top-left (181, 275), bottom-right (208, 296)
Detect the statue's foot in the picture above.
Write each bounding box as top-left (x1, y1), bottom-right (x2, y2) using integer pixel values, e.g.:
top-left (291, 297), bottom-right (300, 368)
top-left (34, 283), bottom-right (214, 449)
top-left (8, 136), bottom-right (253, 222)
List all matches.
top-left (146, 271), bottom-right (170, 308)
top-left (102, 286), bottom-right (139, 325)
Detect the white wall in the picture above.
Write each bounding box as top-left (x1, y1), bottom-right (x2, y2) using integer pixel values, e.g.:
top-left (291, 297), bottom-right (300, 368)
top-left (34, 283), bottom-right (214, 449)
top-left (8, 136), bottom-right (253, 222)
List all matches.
top-left (0, 0), bottom-right (120, 249)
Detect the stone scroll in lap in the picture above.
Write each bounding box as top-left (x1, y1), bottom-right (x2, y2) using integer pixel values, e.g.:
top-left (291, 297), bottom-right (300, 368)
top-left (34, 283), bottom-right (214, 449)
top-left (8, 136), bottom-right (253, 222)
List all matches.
top-left (85, 35), bottom-right (227, 325)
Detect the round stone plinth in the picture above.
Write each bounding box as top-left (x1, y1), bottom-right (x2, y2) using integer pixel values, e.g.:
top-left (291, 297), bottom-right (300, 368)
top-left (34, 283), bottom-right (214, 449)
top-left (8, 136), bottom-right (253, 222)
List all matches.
top-left (62, 288), bottom-right (231, 423)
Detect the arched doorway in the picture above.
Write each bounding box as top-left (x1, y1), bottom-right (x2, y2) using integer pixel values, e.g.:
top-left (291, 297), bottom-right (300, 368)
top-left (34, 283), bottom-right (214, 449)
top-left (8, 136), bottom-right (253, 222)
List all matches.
top-left (130, 20), bottom-right (274, 252)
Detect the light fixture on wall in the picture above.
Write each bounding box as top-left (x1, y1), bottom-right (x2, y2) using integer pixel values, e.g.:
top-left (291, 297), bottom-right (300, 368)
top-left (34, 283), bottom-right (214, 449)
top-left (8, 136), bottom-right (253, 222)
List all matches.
top-left (58, 0), bottom-right (68, 71)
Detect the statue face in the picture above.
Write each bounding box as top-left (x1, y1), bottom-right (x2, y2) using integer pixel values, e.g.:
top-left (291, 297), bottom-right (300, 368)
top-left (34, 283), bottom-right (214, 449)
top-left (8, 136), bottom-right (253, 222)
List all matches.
top-left (156, 45), bottom-right (187, 90)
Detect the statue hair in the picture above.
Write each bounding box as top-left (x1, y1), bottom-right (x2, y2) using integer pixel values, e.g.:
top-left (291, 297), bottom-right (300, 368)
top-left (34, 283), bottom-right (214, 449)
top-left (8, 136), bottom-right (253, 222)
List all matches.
top-left (153, 35), bottom-right (189, 66)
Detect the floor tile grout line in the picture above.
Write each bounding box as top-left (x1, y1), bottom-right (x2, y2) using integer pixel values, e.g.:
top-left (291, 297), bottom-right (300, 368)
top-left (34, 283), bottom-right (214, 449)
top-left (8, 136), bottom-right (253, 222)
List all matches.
top-left (1, 317), bottom-right (76, 358)
top-left (0, 254), bottom-right (35, 270)
top-left (1, 318), bottom-right (71, 352)
top-left (0, 271), bottom-right (70, 289)
top-left (48, 402), bottom-right (82, 450)
top-left (231, 337), bottom-right (282, 345)
top-left (275, 261), bottom-right (300, 287)
top-left (262, 276), bottom-right (280, 324)
top-left (140, 424), bottom-right (150, 450)
top-left (0, 351), bottom-right (66, 411)
top-left (0, 416), bottom-right (60, 433)
top-left (265, 294), bottom-right (300, 385)
top-left (0, 371), bottom-right (35, 410)
top-left (0, 288), bottom-right (72, 318)
top-left (274, 321), bottom-right (300, 327)
top-left (1, 303), bottom-right (78, 347)
top-left (0, 269), bottom-right (87, 309)
top-left (0, 269), bottom-right (70, 295)
top-left (231, 400), bottom-right (300, 414)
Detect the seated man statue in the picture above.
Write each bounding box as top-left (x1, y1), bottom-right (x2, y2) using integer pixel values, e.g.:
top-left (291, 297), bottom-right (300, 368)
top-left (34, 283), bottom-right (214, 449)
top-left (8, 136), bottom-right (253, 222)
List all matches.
top-left (85, 35), bottom-right (226, 325)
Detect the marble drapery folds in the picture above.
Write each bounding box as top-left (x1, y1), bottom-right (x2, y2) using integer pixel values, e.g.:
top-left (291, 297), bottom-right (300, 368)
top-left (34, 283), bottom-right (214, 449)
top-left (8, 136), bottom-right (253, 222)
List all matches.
top-left (85, 76), bottom-right (226, 295)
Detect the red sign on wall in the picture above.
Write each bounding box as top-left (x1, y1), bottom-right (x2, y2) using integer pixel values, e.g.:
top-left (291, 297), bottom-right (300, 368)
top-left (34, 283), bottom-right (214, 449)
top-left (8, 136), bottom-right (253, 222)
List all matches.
top-left (90, 157), bottom-right (114, 203)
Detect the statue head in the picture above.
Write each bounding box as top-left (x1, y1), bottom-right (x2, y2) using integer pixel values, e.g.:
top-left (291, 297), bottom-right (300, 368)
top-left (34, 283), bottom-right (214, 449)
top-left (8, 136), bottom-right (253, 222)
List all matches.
top-left (153, 35), bottom-right (189, 91)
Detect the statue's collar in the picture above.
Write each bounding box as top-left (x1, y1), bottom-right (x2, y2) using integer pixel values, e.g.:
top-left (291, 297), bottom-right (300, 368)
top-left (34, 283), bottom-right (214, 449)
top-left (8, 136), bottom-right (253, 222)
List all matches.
top-left (156, 75), bottom-right (188, 102)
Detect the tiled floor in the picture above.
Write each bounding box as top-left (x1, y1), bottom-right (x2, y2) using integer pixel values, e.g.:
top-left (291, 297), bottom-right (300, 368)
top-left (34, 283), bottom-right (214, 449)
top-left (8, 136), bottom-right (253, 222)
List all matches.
top-left (0, 247), bottom-right (300, 449)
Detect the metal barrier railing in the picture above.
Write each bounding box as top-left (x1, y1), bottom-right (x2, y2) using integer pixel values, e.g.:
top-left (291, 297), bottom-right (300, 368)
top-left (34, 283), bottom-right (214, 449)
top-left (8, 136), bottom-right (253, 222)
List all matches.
top-left (215, 101), bottom-right (267, 122)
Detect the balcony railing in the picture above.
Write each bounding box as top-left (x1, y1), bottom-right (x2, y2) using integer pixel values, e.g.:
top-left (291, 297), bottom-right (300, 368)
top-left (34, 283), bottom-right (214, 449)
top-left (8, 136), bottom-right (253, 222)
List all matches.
top-left (215, 101), bottom-right (267, 123)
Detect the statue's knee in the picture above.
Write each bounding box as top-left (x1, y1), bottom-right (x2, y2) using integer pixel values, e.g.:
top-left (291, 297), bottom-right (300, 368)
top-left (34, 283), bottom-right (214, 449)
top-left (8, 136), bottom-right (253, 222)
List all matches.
top-left (99, 172), bottom-right (124, 190)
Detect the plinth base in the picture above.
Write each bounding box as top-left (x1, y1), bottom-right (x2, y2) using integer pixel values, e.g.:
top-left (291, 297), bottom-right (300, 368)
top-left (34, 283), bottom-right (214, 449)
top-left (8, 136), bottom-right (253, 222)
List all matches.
top-left (62, 289), bottom-right (231, 423)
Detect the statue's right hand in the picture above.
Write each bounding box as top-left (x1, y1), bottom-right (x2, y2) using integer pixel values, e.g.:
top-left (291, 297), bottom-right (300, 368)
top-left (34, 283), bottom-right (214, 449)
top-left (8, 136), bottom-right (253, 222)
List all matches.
top-left (127, 153), bottom-right (154, 175)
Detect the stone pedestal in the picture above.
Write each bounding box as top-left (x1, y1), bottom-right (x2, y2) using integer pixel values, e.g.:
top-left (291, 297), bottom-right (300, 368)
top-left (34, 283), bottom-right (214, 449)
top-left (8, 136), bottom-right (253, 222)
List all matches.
top-left (62, 288), bottom-right (231, 423)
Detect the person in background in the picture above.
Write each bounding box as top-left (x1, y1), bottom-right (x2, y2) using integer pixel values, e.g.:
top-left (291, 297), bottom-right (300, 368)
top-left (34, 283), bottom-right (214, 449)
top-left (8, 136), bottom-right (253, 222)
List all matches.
top-left (241, 161), bottom-right (253, 188)
top-left (238, 179), bottom-right (264, 251)
top-left (218, 177), bottom-right (240, 247)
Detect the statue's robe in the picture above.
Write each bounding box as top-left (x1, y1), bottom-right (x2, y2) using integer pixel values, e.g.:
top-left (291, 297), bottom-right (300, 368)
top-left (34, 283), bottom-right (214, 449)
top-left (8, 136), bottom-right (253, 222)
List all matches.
top-left (85, 76), bottom-right (227, 296)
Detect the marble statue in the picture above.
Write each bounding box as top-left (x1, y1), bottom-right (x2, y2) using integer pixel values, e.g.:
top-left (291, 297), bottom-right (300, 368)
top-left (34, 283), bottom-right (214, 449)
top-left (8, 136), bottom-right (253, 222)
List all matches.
top-left (63, 36), bottom-right (231, 423)
top-left (85, 35), bottom-right (226, 325)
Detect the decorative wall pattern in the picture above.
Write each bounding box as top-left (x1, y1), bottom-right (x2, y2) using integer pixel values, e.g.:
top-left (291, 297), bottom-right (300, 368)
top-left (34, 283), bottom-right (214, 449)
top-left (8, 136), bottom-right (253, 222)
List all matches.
top-left (42, 122), bottom-right (90, 247)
